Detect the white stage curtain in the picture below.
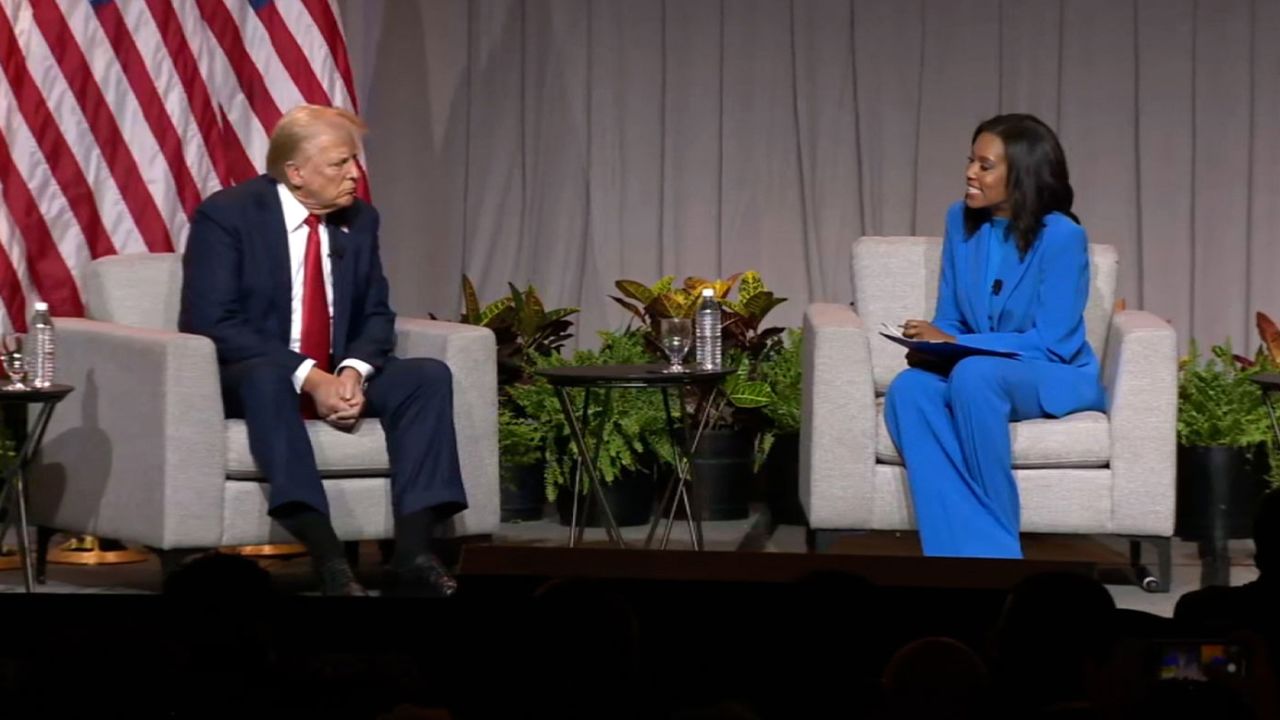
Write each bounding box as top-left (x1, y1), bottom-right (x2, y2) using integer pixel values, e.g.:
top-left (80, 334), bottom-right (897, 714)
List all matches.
top-left (340, 0), bottom-right (1280, 353)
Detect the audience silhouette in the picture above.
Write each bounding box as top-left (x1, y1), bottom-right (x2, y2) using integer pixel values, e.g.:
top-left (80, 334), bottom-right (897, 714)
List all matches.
top-left (989, 571), bottom-right (1118, 717)
top-left (1175, 489), bottom-right (1279, 646)
top-left (880, 636), bottom-right (990, 719)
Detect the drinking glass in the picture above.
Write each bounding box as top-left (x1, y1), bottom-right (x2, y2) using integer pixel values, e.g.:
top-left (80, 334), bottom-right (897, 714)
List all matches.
top-left (2, 334), bottom-right (27, 391)
top-left (658, 318), bottom-right (692, 373)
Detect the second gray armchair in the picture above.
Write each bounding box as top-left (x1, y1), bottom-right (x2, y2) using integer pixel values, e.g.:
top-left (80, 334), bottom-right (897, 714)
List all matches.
top-left (800, 236), bottom-right (1178, 590)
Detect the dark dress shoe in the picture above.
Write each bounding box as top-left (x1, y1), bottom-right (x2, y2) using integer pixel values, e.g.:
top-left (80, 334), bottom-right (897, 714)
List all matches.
top-left (317, 558), bottom-right (368, 596)
top-left (382, 554), bottom-right (458, 598)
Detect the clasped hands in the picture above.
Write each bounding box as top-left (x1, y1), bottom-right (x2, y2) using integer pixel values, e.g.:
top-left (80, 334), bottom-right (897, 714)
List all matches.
top-left (303, 366), bottom-right (365, 430)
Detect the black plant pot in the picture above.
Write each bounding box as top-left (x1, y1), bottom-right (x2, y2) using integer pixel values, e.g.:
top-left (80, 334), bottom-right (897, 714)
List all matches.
top-left (556, 467), bottom-right (656, 528)
top-left (759, 432), bottom-right (805, 526)
top-left (1175, 444), bottom-right (1270, 542)
top-left (688, 428), bottom-right (755, 521)
top-left (500, 461), bottom-right (546, 523)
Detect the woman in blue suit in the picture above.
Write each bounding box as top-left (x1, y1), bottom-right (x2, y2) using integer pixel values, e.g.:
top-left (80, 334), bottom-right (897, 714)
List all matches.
top-left (884, 113), bottom-right (1105, 559)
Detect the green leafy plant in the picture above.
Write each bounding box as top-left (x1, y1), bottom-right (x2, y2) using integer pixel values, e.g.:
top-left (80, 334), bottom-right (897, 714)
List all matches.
top-left (1178, 338), bottom-right (1279, 484)
top-left (498, 405), bottom-right (544, 470)
top-left (440, 275), bottom-right (579, 387)
top-left (507, 330), bottom-right (672, 501)
top-left (609, 274), bottom-right (742, 325)
top-left (437, 276), bottom-right (581, 472)
top-left (1179, 339), bottom-right (1271, 447)
top-left (611, 271), bottom-right (788, 430)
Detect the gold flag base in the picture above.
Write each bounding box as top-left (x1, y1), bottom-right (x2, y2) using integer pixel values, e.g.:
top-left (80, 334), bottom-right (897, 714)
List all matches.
top-left (46, 535), bottom-right (150, 566)
top-left (0, 545), bottom-right (21, 571)
top-left (220, 544), bottom-right (309, 558)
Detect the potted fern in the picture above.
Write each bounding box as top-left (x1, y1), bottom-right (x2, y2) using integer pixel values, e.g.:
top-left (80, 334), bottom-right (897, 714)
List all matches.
top-left (508, 330), bottom-right (671, 527)
top-left (440, 276), bottom-right (579, 522)
top-left (1177, 336), bottom-right (1275, 584)
top-left (756, 329), bottom-right (805, 525)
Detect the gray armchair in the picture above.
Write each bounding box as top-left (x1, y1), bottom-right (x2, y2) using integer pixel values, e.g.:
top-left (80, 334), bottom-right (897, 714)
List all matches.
top-left (800, 236), bottom-right (1178, 590)
top-left (28, 253), bottom-right (499, 570)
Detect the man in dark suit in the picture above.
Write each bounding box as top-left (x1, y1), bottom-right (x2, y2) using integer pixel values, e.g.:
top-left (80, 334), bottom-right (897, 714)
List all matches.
top-left (179, 105), bottom-right (466, 597)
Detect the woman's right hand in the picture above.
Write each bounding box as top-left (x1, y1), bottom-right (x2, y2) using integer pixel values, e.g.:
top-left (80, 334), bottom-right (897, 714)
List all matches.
top-left (901, 319), bottom-right (955, 343)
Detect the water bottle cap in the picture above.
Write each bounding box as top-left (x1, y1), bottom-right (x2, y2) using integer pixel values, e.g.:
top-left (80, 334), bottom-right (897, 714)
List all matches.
top-left (34, 301), bottom-right (49, 311)
top-left (700, 288), bottom-right (713, 297)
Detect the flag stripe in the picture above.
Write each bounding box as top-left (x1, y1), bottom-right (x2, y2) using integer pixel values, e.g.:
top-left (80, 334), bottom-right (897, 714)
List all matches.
top-left (144, 0), bottom-right (232, 188)
top-left (196, 0), bottom-right (282, 135)
top-left (253, 1), bottom-right (331, 106)
top-left (0, 0), bottom-right (364, 329)
top-left (29, 0), bottom-right (173, 253)
top-left (0, 57), bottom-right (94, 305)
top-left (279, 1), bottom-right (350, 108)
top-left (0, 6), bottom-right (117, 263)
top-left (218, 105), bottom-right (260, 186)
top-left (92, 0), bottom-right (202, 217)
top-left (176, 2), bottom-right (273, 176)
top-left (122, 1), bottom-right (223, 201)
top-left (302, 0), bottom-right (358, 111)
top-left (228, 3), bottom-right (306, 126)
top-left (0, 125), bottom-right (85, 318)
top-left (55, 1), bottom-right (179, 256)
top-left (0, 202), bottom-right (30, 332)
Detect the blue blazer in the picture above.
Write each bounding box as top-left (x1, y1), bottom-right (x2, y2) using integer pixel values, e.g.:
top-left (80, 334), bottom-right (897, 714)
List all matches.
top-left (178, 175), bottom-right (395, 375)
top-left (931, 201), bottom-right (1104, 416)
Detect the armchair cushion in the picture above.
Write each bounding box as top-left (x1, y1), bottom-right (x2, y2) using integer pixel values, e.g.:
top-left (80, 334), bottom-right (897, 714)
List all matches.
top-left (84, 252), bottom-right (183, 330)
top-left (225, 420), bottom-right (391, 479)
top-left (873, 398), bottom-right (1110, 468)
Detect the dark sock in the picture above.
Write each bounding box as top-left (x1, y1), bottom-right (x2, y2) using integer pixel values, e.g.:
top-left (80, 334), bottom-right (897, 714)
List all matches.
top-left (393, 507), bottom-right (436, 567)
top-left (272, 502), bottom-right (344, 565)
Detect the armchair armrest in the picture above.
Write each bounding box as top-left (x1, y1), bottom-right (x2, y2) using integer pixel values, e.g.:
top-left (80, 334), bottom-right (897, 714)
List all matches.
top-left (800, 303), bottom-right (878, 529)
top-left (29, 318), bottom-right (226, 548)
top-left (394, 318), bottom-right (499, 536)
top-left (1102, 309), bottom-right (1178, 536)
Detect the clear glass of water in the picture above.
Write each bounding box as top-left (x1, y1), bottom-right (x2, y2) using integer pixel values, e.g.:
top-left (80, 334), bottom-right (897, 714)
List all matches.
top-left (658, 318), bottom-right (692, 373)
top-left (2, 334), bottom-right (27, 390)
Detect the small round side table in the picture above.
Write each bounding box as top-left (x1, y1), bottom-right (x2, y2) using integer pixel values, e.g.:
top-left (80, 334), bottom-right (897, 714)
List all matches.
top-left (534, 364), bottom-right (732, 550)
top-left (0, 383), bottom-right (73, 592)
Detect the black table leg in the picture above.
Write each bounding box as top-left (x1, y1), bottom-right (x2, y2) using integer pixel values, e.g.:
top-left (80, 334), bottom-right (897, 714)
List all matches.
top-left (647, 386), bottom-right (701, 550)
top-left (556, 386), bottom-right (624, 548)
top-left (0, 400), bottom-right (59, 592)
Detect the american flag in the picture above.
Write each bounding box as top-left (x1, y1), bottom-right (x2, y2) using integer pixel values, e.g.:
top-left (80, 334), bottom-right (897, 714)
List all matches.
top-left (0, 0), bottom-right (363, 332)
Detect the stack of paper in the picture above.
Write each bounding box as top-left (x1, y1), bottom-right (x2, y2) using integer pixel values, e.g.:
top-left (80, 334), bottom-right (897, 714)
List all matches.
top-left (876, 321), bottom-right (1019, 359)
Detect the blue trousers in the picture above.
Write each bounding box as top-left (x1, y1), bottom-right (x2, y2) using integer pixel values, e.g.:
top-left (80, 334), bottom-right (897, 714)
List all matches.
top-left (884, 356), bottom-right (1071, 559)
top-left (220, 356), bottom-right (468, 520)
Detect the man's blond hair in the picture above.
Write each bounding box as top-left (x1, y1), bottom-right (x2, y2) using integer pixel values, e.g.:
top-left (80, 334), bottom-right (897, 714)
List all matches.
top-left (265, 105), bottom-right (367, 182)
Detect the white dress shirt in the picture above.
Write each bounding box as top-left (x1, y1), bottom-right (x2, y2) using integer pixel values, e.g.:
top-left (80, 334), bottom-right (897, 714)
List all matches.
top-left (277, 183), bottom-right (373, 392)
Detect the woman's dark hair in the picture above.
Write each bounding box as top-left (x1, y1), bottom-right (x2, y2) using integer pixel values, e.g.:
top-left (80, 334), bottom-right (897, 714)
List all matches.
top-left (963, 113), bottom-right (1079, 257)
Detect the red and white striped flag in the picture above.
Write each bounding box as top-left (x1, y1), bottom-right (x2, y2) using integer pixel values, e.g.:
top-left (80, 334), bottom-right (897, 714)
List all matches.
top-left (0, 0), bottom-right (364, 332)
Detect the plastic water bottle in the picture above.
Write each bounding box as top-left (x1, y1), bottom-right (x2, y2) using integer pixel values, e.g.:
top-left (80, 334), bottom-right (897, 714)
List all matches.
top-left (30, 301), bottom-right (55, 388)
top-left (695, 287), bottom-right (721, 371)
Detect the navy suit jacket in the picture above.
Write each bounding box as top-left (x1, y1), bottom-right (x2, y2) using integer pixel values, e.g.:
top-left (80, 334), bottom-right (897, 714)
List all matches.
top-left (179, 175), bottom-right (395, 376)
top-left (930, 200), bottom-right (1104, 416)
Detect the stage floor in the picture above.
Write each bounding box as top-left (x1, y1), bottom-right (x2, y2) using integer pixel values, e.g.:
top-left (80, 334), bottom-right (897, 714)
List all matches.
top-left (0, 504), bottom-right (1258, 616)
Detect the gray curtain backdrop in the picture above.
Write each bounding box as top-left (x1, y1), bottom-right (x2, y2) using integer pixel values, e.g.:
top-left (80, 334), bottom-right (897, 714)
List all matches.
top-left (339, 0), bottom-right (1280, 354)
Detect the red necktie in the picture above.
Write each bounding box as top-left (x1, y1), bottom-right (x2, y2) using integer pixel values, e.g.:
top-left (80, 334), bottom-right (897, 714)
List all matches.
top-left (299, 214), bottom-right (330, 418)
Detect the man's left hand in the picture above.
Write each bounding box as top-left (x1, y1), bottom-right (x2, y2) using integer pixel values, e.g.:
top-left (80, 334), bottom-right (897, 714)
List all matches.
top-left (328, 367), bottom-right (366, 429)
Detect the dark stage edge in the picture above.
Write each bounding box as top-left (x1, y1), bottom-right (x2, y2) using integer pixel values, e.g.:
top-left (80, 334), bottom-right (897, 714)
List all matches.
top-left (0, 547), bottom-right (1114, 718)
top-left (456, 543), bottom-right (1097, 589)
